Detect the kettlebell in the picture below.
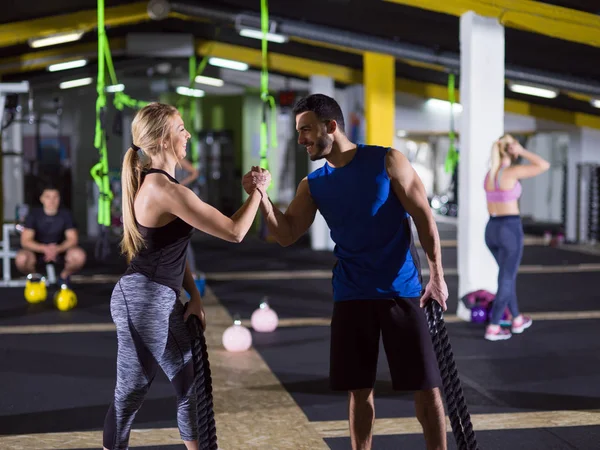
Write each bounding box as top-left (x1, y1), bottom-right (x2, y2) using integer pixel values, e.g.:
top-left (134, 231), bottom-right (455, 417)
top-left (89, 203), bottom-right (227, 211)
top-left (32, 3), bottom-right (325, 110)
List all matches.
top-left (53, 285), bottom-right (78, 311)
top-left (24, 273), bottom-right (47, 304)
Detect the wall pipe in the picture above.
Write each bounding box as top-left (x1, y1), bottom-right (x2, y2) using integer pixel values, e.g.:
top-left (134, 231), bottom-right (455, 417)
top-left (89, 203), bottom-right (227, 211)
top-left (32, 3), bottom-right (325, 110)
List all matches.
top-left (147, 0), bottom-right (600, 98)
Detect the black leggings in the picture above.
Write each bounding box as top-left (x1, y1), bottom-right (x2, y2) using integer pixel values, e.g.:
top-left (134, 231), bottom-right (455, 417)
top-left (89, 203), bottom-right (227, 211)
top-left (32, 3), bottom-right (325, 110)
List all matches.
top-left (485, 215), bottom-right (523, 325)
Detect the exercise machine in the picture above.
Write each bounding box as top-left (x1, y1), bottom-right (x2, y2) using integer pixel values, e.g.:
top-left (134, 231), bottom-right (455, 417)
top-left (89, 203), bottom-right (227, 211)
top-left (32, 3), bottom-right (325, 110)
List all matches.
top-left (0, 222), bottom-right (58, 288)
top-left (1, 82), bottom-right (30, 287)
top-left (0, 81), bottom-right (29, 127)
top-left (2, 82), bottom-right (29, 221)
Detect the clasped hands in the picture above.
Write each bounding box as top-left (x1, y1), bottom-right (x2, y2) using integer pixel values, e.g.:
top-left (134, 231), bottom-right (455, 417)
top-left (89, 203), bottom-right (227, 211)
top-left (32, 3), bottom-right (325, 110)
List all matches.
top-left (43, 244), bottom-right (59, 262)
top-left (242, 166), bottom-right (272, 196)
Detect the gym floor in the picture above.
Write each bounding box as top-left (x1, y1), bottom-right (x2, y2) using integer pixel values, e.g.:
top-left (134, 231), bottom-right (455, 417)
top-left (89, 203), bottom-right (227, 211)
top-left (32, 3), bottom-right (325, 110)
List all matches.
top-left (1, 221), bottom-right (600, 449)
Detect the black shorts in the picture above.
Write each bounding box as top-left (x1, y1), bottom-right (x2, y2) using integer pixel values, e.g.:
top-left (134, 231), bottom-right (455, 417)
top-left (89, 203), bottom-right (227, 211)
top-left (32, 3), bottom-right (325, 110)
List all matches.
top-left (34, 252), bottom-right (65, 274)
top-left (330, 297), bottom-right (442, 392)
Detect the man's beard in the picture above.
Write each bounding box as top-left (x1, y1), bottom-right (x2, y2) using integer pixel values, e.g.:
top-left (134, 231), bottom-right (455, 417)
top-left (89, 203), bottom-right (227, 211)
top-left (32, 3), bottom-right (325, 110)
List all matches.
top-left (309, 135), bottom-right (333, 161)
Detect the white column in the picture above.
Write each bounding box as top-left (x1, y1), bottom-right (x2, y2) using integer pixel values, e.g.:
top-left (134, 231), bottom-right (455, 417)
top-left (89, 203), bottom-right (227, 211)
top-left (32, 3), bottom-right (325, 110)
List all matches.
top-left (566, 127), bottom-right (600, 242)
top-left (2, 107), bottom-right (24, 221)
top-left (344, 85), bottom-right (365, 144)
top-left (308, 75), bottom-right (335, 251)
top-left (457, 12), bottom-right (504, 309)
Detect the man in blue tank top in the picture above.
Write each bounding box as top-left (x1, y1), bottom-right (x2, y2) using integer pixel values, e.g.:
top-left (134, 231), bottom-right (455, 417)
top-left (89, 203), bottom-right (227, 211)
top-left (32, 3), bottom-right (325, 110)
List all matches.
top-left (243, 94), bottom-right (448, 450)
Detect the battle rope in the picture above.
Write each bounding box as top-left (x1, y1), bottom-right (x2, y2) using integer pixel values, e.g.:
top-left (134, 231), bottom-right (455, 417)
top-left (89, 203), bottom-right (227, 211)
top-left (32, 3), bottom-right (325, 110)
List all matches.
top-left (425, 300), bottom-right (478, 450)
top-left (186, 313), bottom-right (218, 449)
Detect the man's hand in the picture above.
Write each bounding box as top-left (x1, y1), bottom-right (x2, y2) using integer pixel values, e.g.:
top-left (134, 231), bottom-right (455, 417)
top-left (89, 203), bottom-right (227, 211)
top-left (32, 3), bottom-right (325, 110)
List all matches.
top-left (242, 166), bottom-right (271, 193)
top-left (43, 244), bottom-right (59, 262)
top-left (243, 166), bottom-right (271, 195)
top-left (184, 294), bottom-right (206, 331)
top-left (420, 275), bottom-right (448, 311)
top-left (254, 167), bottom-right (271, 193)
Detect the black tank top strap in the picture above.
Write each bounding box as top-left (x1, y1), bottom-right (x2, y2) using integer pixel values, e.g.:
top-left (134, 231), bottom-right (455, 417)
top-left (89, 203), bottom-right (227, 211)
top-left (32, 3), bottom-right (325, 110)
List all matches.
top-left (144, 168), bottom-right (180, 184)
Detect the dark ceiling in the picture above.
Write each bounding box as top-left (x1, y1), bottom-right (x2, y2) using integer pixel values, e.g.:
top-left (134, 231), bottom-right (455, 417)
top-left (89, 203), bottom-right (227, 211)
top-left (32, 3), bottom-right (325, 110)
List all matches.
top-left (538, 0), bottom-right (599, 13)
top-left (1, 0), bottom-right (599, 117)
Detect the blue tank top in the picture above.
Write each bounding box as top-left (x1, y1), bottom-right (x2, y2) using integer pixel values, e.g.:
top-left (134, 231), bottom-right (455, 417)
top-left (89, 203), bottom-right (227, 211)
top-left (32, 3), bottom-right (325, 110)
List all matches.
top-left (307, 144), bottom-right (422, 301)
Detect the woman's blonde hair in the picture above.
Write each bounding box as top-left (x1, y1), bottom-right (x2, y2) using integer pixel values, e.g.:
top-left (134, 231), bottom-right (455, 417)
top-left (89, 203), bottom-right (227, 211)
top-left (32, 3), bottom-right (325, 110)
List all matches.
top-left (487, 134), bottom-right (516, 191)
top-left (120, 102), bottom-right (180, 261)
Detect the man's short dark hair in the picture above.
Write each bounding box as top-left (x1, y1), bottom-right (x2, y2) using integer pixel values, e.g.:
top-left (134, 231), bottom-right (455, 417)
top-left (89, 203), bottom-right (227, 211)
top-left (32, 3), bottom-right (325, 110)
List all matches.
top-left (292, 94), bottom-right (345, 133)
top-left (40, 183), bottom-right (60, 196)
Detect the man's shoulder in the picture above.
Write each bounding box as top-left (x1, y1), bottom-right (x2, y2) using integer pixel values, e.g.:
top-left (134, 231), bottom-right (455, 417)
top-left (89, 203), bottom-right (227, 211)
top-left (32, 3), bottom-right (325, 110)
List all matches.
top-left (57, 208), bottom-right (73, 218)
top-left (57, 209), bottom-right (76, 228)
top-left (307, 163), bottom-right (327, 180)
top-left (363, 143), bottom-right (389, 152)
top-left (25, 207), bottom-right (43, 222)
top-left (384, 147), bottom-right (411, 175)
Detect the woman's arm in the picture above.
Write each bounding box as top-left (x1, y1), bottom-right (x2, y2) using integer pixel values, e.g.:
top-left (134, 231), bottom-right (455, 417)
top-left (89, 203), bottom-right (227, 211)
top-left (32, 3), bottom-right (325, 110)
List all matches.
top-left (164, 172), bottom-right (271, 243)
top-left (506, 143), bottom-right (550, 180)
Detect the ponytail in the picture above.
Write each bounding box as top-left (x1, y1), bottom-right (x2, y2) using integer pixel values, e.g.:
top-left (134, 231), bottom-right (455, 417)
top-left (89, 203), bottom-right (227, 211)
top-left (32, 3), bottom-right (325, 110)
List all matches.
top-left (487, 140), bottom-right (503, 191)
top-left (120, 148), bottom-right (145, 261)
top-left (119, 102), bottom-right (180, 260)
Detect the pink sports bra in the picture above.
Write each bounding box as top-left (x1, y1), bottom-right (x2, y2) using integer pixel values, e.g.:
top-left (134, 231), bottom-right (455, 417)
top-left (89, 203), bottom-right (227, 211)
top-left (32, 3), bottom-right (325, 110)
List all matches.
top-left (484, 167), bottom-right (522, 203)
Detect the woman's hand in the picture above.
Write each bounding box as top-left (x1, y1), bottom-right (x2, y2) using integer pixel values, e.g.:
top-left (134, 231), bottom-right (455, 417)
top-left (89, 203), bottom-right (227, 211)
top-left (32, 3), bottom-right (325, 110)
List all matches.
top-left (506, 141), bottom-right (524, 158)
top-left (184, 293), bottom-right (206, 330)
top-left (251, 166), bottom-right (272, 193)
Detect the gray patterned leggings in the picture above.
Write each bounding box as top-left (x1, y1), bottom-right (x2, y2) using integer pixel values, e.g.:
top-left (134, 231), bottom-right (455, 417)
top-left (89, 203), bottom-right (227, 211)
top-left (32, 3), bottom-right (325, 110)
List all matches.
top-left (103, 273), bottom-right (197, 449)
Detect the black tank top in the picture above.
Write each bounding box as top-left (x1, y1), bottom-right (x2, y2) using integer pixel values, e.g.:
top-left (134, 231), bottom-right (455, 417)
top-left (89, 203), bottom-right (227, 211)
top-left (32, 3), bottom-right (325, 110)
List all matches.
top-left (125, 169), bottom-right (195, 293)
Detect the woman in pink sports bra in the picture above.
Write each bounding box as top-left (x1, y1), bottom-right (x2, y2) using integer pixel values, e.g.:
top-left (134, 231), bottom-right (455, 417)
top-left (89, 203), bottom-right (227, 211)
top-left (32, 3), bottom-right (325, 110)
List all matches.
top-left (483, 134), bottom-right (550, 341)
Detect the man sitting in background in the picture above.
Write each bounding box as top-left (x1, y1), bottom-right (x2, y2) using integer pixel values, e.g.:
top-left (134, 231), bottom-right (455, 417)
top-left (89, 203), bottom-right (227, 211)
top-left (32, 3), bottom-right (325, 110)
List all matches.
top-left (15, 185), bottom-right (86, 286)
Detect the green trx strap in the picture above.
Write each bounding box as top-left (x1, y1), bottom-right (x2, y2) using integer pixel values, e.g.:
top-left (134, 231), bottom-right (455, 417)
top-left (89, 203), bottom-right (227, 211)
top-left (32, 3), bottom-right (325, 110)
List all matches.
top-left (90, 0), bottom-right (151, 259)
top-left (90, 0), bottom-right (113, 231)
top-left (259, 0), bottom-right (277, 172)
top-left (187, 54), bottom-right (200, 166)
top-left (92, 0), bottom-right (150, 214)
top-left (100, 28), bottom-right (148, 111)
top-left (444, 73), bottom-right (459, 174)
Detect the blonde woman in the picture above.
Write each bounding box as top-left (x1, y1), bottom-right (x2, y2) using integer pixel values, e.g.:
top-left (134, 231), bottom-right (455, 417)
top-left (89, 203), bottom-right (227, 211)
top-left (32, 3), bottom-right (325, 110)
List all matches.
top-left (483, 135), bottom-right (550, 341)
top-left (103, 102), bottom-right (270, 450)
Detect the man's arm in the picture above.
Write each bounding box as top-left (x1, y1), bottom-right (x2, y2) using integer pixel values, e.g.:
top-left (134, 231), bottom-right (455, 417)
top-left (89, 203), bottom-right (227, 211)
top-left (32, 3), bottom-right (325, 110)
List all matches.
top-left (56, 229), bottom-right (78, 253)
top-left (20, 229), bottom-right (46, 253)
top-left (256, 176), bottom-right (318, 247)
top-left (386, 149), bottom-right (444, 281)
top-left (20, 211), bottom-right (45, 253)
top-left (56, 211), bottom-right (79, 252)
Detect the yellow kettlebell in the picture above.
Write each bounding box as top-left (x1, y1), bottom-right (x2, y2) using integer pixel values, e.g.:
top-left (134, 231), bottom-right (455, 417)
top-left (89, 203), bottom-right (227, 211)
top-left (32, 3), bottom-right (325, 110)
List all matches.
top-left (24, 273), bottom-right (47, 304)
top-left (54, 284), bottom-right (78, 311)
